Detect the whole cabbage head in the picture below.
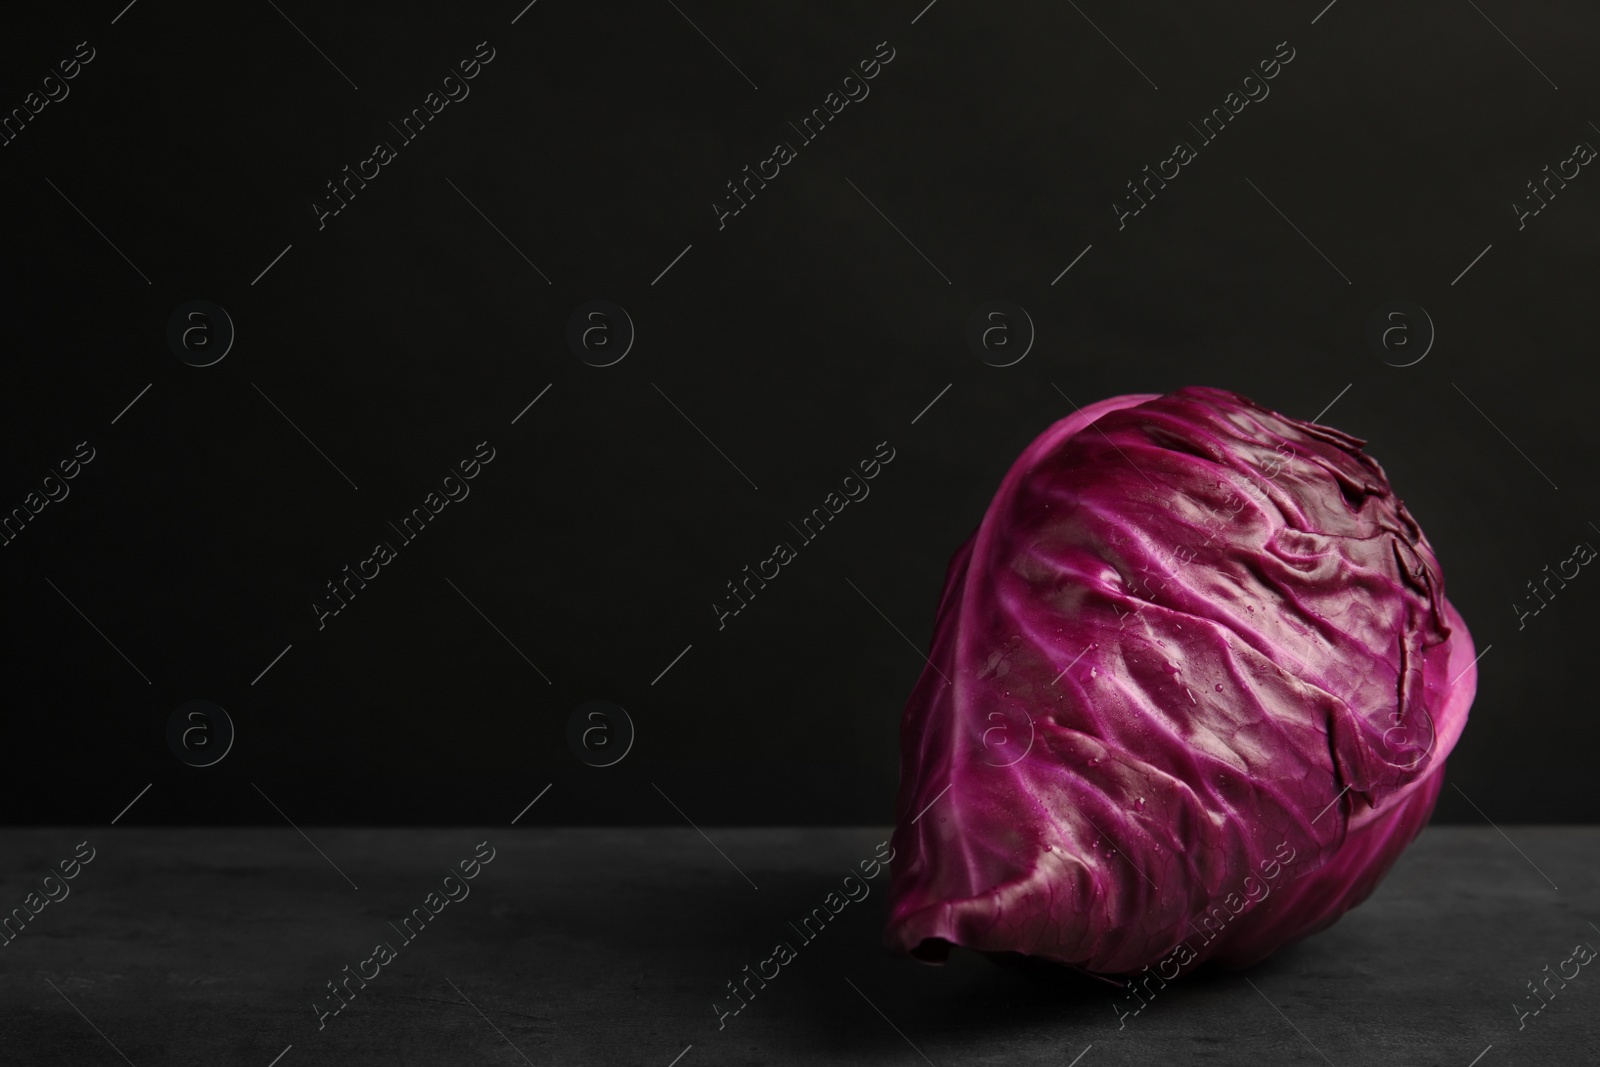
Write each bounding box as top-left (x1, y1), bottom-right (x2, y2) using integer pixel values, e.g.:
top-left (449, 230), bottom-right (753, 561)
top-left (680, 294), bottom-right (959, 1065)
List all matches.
top-left (884, 386), bottom-right (1475, 974)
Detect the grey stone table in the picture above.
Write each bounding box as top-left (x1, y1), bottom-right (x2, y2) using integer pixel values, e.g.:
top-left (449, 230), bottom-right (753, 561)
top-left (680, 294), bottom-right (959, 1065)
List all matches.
top-left (0, 827), bottom-right (1594, 1066)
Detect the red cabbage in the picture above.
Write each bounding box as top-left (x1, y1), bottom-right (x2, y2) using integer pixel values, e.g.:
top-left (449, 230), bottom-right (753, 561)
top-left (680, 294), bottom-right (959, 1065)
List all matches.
top-left (884, 386), bottom-right (1476, 974)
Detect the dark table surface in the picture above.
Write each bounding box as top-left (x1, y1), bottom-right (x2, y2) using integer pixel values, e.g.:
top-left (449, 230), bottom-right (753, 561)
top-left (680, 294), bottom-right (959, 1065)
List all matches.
top-left (0, 826), bottom-right (1593, 1065)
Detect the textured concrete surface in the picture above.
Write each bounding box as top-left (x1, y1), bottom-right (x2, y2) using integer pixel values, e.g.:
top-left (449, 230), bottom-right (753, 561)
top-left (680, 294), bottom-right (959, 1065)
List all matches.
top-left (0, 826), bottom-right (1594, 1065)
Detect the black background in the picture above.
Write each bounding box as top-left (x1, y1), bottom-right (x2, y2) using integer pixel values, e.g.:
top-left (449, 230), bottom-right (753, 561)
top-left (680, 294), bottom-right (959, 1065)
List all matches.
top-left (1, 0), bottom-right (1594, 825)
